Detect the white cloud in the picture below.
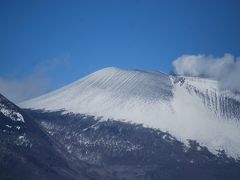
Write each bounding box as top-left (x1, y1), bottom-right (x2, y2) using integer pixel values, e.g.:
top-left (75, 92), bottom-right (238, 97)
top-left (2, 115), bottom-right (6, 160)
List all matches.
top-left (0, 56), bottom-right (71, 103)
top-left (0, 71), bottom-right (50, 104)
top-left (172, 53), bottom-right (240, 92)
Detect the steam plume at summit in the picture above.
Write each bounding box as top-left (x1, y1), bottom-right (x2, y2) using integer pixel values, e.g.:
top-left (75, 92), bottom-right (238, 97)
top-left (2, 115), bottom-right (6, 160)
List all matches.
top-left (172, 53), bottom-right (240, 92)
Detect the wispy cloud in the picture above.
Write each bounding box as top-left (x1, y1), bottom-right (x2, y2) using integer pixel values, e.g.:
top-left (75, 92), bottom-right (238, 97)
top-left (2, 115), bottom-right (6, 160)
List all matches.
top-left (172, 53), bottom-right (240, 92)
top-left (0, 56), bottom-right (71, 103)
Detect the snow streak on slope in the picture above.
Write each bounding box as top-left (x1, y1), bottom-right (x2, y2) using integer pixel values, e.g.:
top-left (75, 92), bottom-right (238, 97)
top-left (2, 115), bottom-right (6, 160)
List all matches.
top-left (180, 77), bottom-right (240, 120)
top-left (170, 77), bottom-right (240, 158)
top-left (21, 67), bottom-right (240, 159)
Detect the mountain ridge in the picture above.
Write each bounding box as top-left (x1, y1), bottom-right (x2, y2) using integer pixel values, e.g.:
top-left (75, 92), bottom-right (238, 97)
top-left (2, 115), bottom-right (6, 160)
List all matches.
top-left (0, 93), bottom-right (119, 180)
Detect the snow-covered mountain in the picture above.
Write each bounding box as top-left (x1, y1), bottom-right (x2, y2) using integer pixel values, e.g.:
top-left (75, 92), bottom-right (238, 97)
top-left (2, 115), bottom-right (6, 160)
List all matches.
top-left (21, 67), bottom-right (240, 159)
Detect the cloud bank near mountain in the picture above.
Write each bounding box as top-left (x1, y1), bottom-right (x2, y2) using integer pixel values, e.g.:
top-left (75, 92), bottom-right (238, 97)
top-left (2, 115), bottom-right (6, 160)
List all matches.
top-left (0, 57), bottom-right (71, 103)
top-left (172, 53), bottom-right (240, 92)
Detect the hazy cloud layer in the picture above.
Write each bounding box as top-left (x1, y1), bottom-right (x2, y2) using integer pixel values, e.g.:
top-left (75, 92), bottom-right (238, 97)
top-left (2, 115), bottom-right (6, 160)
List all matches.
top-left (0, 56), bottom-right (71, 103)
top-left (172, 53), bottom-right (240, 92)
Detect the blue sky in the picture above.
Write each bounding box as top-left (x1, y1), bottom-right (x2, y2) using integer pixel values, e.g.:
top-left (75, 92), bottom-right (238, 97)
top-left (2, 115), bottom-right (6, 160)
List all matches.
top-left (0, 0), bottom-right (240, 102)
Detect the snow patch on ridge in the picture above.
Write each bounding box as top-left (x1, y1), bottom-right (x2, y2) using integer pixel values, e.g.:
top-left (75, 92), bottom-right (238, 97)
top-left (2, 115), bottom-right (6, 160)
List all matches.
top-left (0, 103), bottom-right (25, 122)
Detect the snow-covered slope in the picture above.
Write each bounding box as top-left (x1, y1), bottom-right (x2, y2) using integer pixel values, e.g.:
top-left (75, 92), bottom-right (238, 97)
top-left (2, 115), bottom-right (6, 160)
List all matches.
top-left (21, 67), bottom-right (240, 159)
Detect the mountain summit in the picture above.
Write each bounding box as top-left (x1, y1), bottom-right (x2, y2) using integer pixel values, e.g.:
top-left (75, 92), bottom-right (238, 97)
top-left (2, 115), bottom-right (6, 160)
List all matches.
top-left (21, 67), bottom-right (240, 159)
